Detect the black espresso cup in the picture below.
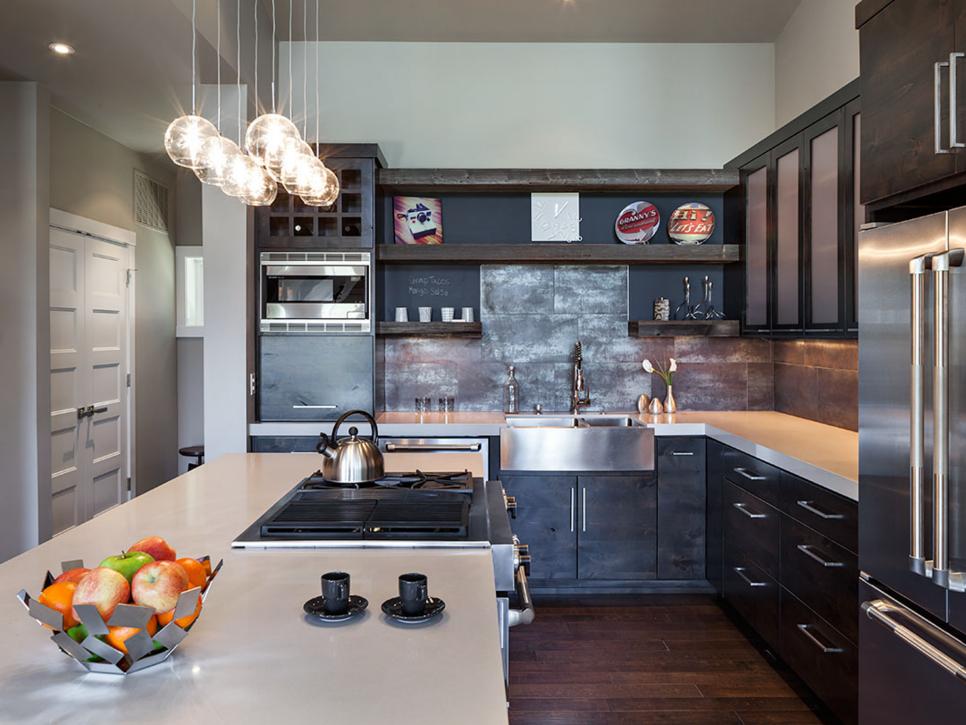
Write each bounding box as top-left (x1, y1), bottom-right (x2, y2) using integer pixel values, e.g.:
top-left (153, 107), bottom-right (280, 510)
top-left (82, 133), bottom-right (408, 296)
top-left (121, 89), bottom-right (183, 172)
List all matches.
top-left (399, 572), bottom-right (429, 616)
top-left (321, 571), bottom-right (350, 615)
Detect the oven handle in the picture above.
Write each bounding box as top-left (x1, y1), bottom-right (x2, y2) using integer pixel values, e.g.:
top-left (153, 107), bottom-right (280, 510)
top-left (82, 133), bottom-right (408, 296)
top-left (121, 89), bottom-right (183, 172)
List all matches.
top-left (507, 567), bottom-right (535, 627)
top-left (384, 442), bottom-right (482, 452)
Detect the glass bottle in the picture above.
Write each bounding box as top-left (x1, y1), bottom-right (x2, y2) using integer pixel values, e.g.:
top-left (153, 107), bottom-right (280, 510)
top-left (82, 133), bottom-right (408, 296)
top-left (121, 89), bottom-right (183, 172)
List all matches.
top-left (503, 365), bottom-right (520, 414)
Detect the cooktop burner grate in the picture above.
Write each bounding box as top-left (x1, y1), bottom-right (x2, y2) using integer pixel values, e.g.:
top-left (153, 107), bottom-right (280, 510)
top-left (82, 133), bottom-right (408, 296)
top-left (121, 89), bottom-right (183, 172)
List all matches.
top-left (300, 470), bottom-right (474, 494)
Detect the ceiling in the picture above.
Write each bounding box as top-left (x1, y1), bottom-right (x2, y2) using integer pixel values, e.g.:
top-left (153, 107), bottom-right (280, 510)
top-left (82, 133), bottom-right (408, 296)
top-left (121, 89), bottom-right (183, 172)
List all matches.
top-left (0, 0), bottom-right (802, 153)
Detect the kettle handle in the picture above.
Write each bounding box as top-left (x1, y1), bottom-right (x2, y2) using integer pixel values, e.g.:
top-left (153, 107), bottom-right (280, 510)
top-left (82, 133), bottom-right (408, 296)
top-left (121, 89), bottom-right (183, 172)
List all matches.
top-left (331, 410), bottom-right (379, 446)
top-left (315, 432), bottom-right (330, 456)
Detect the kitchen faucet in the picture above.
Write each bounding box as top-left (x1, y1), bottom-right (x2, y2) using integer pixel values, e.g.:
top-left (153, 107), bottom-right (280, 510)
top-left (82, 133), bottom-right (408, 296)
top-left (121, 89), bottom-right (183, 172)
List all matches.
top-left (571, 341), bottom-right (591, 414)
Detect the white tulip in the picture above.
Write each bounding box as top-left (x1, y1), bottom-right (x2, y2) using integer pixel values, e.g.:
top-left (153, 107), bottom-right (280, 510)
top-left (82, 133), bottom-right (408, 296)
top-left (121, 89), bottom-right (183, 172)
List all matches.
top-left (669, 358), bottom-right (677, 372)
top-left (642, 359), bottom-right (654, 373)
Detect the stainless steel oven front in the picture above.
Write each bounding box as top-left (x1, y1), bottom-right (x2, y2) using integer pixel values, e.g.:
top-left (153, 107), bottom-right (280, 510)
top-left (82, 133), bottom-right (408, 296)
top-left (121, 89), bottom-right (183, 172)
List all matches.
top-left (260, 251), bottom-right (371, 333)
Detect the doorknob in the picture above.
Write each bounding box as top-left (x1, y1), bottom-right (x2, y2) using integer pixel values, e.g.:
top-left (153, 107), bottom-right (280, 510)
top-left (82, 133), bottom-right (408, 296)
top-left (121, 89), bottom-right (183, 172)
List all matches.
top-left (91, 406), bottom-right (108, 415)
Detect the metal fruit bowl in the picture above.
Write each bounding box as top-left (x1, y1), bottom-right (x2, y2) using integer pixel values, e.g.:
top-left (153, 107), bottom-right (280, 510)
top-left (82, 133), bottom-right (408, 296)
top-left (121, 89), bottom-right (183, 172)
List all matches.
top-left (16, 557), bottom-right (223, 675)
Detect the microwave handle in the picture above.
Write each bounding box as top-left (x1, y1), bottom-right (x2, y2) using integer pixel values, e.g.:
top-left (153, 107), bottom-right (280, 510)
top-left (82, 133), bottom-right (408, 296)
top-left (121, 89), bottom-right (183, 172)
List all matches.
top-left (293, 404), bottom-right (338, 410)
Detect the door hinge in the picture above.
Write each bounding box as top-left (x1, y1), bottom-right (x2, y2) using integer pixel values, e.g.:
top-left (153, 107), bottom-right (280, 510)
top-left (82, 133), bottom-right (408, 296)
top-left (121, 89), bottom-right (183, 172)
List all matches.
top-left (126, 372), bottom-right (131, 388)
top-left (126, 268), bottom-right (136, 287)
top-left (249, 371), bottom-right (256, 397)
top-left (126, 477), bottom-right (133, 499)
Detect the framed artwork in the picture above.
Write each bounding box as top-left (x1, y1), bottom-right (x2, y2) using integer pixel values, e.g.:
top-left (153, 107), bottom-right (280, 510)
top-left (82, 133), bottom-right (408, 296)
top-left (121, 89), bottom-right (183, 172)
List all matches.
top-left (531, 193), bottom-right (581, 242)
top-left (394, 196), bottom-right (443, 245)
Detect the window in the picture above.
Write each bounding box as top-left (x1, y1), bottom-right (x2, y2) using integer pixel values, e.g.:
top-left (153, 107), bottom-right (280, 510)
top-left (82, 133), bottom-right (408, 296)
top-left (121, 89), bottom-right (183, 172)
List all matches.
top-left (176, 247), bottom-right (204, 337)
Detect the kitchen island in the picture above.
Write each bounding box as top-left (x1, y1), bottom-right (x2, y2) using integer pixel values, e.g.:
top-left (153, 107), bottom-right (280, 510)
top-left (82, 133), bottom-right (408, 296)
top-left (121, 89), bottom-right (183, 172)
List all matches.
top-left (0, 453), bottom-right (508, 725)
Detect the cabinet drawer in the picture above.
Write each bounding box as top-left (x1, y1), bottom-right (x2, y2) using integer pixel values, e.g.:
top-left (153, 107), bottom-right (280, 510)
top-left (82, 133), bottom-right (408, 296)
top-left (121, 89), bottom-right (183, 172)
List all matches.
top-left (723, 555), bottom-right (780, 653)
top-left (780, 473), bottom-right (857, 553)
top-left (721, 447), bottom-right (780, 506)
top-left (259, 335), bottom-right (373, 421)
top-left (780, 587), bottom-right (857, 725)
top-left (781, 517), bottom-right (858, 643)
top-left (724, 481), bottom-right (780, 579)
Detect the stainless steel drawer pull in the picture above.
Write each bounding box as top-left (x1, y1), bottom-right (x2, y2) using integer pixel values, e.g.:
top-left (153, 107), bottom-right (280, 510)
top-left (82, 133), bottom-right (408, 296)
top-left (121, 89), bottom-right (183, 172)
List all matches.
top-left (797, 544), bottom-right (844, 568)
top-left (292, 404), bottom-right (338, 410)
top-left (863, 599), bottom-right (966, 681)
top-left (797, 624), bottom-right (844, 654)
top-left (796, 500), bottom-right (844, 520)
top-left (570, 487), bottom-right (575, 533)
top-left (734, 567), bottom-right (767, 588)
top-left (732, 502), bottom-right (766, 519)
top-left (385, 443), bottom-right (482, 452)
top-left (670, 451), bottom-right (694, 456)
top-left (734, 467), bottom-right (767, 481)
top-left (582, 487), bottom-right (587, 533)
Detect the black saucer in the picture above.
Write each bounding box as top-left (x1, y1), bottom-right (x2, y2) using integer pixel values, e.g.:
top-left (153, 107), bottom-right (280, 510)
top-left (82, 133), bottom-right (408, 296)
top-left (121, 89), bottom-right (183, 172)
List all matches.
top-left (303, 594), bottom-right (368, 622)
top-left (381, 596), bottom-right (446, 623)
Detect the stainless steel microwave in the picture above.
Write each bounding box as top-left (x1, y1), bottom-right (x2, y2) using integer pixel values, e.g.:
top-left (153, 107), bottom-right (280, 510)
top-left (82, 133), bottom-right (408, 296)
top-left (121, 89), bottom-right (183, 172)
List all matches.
top-left (259, 251), bottom-right (371, 333)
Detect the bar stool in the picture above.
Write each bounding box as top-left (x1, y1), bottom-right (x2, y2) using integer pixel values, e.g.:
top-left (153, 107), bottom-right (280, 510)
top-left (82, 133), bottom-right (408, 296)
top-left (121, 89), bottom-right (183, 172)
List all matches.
top-left (179, 445), bottom-right (205, 470)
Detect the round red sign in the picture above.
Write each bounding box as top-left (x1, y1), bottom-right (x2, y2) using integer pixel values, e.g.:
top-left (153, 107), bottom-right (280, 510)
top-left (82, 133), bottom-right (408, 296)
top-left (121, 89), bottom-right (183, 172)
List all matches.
top-left (615, 201), bottom-right (660, 244)
top-left (668, 202), bottom-right (716, 245)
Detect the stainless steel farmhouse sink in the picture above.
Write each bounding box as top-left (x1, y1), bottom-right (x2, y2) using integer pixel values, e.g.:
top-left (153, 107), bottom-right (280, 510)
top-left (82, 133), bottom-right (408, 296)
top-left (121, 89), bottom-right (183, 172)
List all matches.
top-left (501, 415), bottom-right (654, 471)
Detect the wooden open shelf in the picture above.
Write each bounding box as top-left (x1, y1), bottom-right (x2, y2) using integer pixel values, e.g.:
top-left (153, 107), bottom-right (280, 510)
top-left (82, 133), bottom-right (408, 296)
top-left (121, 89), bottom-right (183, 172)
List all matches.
top-left (377, 321), bottom-right (483, 338)
top-left (377, 244), bottom-right (740, 265)
top-left (627, 320), bottom-right (740, 338)
top-left (378, 168), bottom-right (739, 193)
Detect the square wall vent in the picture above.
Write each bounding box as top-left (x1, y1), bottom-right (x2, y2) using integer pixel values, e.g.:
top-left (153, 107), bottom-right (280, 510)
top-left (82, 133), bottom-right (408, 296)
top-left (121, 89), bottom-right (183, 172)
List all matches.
top-left (134, 170), bottom-right (169, 233)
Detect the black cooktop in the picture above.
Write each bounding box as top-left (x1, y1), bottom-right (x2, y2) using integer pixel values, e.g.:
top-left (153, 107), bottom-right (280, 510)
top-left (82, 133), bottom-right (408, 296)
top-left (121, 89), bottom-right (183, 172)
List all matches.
top-left (300, 470), bottom-right (475, 494)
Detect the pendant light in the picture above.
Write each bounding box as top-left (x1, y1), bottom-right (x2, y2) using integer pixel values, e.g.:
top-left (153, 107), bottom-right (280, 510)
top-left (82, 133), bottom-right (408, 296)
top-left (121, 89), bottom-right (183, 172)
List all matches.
top-left (165, 0), bottom-right (217, 169)
top-left (196, 0), bottom-right (242, 186)
top-left (244, 0), bottom-right (301, 180)
top-left (300, 0), bottom-right (339, 207)
top-left (239, 0), bottom-right (275, 206)
top-left (279, 1), bottom-right (313, 193)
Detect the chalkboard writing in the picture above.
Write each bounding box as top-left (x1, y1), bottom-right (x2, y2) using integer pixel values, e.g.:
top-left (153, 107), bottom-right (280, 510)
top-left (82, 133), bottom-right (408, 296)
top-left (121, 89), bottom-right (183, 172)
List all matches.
top-left (408, 274), bottom-right (452, 298)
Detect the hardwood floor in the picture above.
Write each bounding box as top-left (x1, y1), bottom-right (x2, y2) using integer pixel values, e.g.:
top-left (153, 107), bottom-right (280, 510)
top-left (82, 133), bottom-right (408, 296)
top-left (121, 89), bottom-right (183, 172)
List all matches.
top-left (508, 594), bottom-right (826, 725)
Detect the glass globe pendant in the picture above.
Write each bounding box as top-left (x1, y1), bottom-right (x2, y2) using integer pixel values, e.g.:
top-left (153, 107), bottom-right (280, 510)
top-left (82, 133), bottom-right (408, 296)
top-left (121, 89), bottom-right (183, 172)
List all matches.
top-left (221, 153), bottom-right (259, 198)
top-left (164, 115), bottom-right (218, 169)
top-left (300, 161), bottom-right (340, 207)
top-left (245, 113), bottom-right (301, 180)
top-left (279, 139), bottom-right (313, 193)
top-left (195, 135), bottom-right (241, 186)
top-left (242, 165), bottom-right (278, 206)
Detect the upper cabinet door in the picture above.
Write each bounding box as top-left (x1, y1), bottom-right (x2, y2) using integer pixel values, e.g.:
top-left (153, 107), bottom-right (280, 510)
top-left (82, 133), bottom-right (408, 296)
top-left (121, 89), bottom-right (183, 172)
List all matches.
top-left (803, 113), bottom-right (845, 332)
top-left (846, 102), bottom-right (863, 332)
top-left (742, 157), bottom-right (770, 332)
top-left (859, 0), bottom-right (957, 204)
top-left (771, 138), bottom-right (803, 331)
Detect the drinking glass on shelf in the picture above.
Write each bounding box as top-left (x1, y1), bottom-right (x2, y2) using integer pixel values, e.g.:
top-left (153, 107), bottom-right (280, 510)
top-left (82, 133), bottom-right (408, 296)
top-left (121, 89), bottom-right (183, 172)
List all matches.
top-left (445, 395), bottom-right (455, 413)
top-left (414, 398), bottom-right (424, 414)
top-left (422, 396), bottom-right (432, 413)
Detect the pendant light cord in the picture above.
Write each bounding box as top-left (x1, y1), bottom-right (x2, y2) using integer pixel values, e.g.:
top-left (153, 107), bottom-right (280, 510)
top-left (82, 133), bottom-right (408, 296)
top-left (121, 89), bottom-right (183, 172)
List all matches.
top-left (216, 0), bottom-right (221, 130)
top-left (191, 0), bottom-right (197, 112)
top-left (289, 0), bottom-right (294, 118)
top-left (314, 0), bottom-right (319, 149)
top-left (237, 0), bottom-right (242, 145)
top-left (253, 0), bottom-right (258, 115)
top-left (302, 0), bottom-right (307, 138)
top-left (270, 0), bottom-right (277, 113)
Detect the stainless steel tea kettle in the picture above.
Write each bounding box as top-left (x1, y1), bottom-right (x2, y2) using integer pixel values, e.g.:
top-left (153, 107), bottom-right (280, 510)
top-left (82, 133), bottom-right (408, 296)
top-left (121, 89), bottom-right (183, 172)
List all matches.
top-left (316, 410), bottom-right (384, 484)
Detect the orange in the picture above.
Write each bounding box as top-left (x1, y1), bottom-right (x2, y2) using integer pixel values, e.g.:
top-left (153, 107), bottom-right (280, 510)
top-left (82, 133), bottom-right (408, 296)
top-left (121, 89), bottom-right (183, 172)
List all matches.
top-left (105, 615), bottom-right (158, 655)
top-left (158, 594), bottom-right (202, 629)
top-left (38, 581), bottom-right (78, 630)
top-left (176, 558), bottom-right (207, 589)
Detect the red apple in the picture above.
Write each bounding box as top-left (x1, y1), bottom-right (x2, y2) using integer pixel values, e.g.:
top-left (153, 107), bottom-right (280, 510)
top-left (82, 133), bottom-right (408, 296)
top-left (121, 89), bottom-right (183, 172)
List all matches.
top-left (72, 567), bottom-right (130, 622)
top-left (128, 536), bottom-right (176, 562)
top-left (132, 561), bottom-right (189, 614)
top-left (53, 567), bottom-right (90, 585)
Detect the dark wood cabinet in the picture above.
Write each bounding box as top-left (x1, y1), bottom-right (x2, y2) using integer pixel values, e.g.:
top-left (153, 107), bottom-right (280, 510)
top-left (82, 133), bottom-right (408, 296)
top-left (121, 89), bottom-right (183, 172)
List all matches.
top-left (577, 474), bottom-right (657, 580)
top-left (258, 335), bottom-right (374, 421)
top-left (723, 481), bottom-right (781, 580)
top-left (656, 438), bottom-right (707, 579)
top-left (501, 474), bottom-right (578, 580)
top-left (729, 85), bottom-right (860, 338)
top-left (706, 440), bottom-right (726, 594)
top-left (858, 0), bottom-right (959, 205)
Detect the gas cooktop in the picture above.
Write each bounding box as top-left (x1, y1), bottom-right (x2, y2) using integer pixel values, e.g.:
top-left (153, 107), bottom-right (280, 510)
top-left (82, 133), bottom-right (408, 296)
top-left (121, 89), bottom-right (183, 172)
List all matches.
top-left (299, 470), bottom-right (475, 494)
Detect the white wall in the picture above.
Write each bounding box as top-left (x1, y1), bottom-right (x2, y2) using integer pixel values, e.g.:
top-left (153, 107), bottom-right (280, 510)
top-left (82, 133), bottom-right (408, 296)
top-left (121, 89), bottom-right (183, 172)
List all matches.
top-left (283, 42), bottom-right (776, 168)
top-left (0, 83), bottom-right (50, 561)
top-left (775, 0), bottom-right (859, 127)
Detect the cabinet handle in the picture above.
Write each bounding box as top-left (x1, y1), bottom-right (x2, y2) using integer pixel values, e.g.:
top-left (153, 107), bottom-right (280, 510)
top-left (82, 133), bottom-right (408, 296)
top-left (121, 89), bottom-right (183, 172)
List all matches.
top-left (732, 502), bottom-right (766, 519)
top-left (796, 500), bottom-right (844, 520)
top-left (733, 466), bottom-right (766, 481)
top-left (91, 406), bottom-right (108, 415)
top-left (863, 599), bottom-right (966, 681)
top-left (936, 60), bottom-right (952, 154)
top-left (292, 404), bottom-right (338, 410)
top-left (951, 52), bottom-right (965, 149)
top-left (909, 252), bottom-right (935, 576)
top-left (670, 451), bottom-right (694, 456)
top-left (582, 487), bottom-right (587, 533)
top-left (797, 624), bottom-right (844, 654)
top-left (734, 567), bottom-right (767, 588)
top-left (385, 443), bottom-right (481, 452)
top-left (797, 543), bottom-right (844, 568)
top-left (570, 487), bottom-right (575, 533)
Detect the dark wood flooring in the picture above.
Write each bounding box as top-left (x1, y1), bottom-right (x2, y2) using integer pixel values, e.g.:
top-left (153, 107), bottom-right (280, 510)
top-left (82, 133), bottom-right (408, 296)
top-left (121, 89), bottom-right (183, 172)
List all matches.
top-left (508, 594), bottom-right (825, 725)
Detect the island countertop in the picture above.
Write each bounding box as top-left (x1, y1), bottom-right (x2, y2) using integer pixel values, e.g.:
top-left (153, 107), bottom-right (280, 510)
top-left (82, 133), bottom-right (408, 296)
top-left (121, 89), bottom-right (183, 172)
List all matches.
top-left (0, 453), bottom-right (508, 725)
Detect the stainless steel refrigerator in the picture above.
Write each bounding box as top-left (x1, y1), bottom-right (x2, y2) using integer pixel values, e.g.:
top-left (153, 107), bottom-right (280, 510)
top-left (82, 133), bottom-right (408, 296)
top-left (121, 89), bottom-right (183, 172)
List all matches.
top-left (859, 205), bottom-right (966, 722)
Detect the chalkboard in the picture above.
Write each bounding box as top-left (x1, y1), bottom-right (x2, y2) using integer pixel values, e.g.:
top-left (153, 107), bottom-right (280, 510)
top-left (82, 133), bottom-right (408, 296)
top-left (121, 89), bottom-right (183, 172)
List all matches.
top-left (629, 265), bottom-right (726, 321)
top-left (378, 264), bottom-right (481, 322)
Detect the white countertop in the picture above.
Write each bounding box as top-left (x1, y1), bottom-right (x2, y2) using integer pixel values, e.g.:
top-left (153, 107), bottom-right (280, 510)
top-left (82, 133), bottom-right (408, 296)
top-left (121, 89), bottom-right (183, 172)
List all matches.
top-left (0, 453), bottom-right (508, 725)
top-left (253, 410), bottom-right (858, 500)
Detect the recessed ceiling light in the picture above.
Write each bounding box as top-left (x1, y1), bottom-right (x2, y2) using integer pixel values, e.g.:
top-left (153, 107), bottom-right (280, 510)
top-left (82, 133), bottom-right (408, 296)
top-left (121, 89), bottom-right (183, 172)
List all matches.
top-left (48, 42), bottom-right (75, 56)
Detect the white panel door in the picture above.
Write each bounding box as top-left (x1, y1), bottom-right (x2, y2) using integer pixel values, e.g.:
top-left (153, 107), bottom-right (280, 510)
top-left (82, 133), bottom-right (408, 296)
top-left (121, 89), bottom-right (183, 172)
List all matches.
top-left (49, 229), bottom-right (130, 534)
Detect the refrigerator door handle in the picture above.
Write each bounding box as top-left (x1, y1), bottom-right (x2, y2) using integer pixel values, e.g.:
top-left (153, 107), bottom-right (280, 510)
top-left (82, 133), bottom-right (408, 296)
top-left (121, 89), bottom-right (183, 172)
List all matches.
top-left (930, 248), bottom-right (965, 591)
top-left (909, 253), bottom-right (935, 577)
top-left (862, 599), bottom-right (966, 682)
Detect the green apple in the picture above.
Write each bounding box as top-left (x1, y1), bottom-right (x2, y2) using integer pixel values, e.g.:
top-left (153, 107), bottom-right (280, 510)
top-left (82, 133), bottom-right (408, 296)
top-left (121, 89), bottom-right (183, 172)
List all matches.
top-left (66, 624), bottom-right (88, 643)
top-left (99, 551), bottom-right (154, 583)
